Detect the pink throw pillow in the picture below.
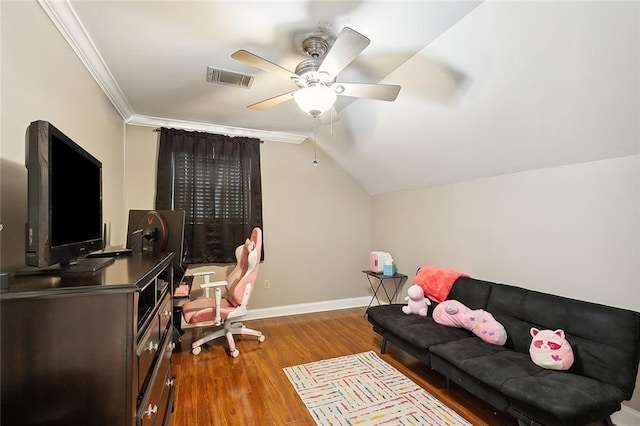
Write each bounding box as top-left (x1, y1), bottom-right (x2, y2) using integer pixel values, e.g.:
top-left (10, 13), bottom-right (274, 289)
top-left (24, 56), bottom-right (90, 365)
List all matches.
top-left (529, 328), bottom-right (574, 370)
top-left (413, 266), bottom-right (468, 302)
top-left (433, 300), bottom-right (507, 346)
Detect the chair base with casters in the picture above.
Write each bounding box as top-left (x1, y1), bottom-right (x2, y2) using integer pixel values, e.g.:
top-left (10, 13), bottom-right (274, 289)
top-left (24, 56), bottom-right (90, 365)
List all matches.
top-left (189, 319), bottom-right (265, 357)
top-left (181, 276), bottom-right (266, 357)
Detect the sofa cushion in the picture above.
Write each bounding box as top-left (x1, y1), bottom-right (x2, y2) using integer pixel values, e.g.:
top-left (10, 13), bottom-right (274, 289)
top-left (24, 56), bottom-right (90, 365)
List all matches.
top-left (430, 338), bottom-right (523, 389)
top-left (430, 353), bottom-right (511, 411)
top-left (366, 304), bottom-right (472, 349)
top-left (430, 336), bottom-right (626, 425)
top-left (486, 283), bottom-right (640, 398)
top-left (502, 372), bottom-right (625, 425)
top-left (447, 277), bottom-right (492, 310)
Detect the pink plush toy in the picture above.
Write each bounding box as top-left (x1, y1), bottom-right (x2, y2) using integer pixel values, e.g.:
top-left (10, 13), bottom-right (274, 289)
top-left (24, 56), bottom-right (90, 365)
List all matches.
top-left (432, 300), bottom-right (507, 346)
top-left (529, 328), bottom-right (574, 370)
top-left (402, 284), bottom-right (431, 316)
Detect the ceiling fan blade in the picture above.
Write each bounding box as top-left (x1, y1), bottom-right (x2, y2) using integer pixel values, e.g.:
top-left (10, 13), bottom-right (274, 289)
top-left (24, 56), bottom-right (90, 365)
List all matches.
top-left (231, 49), bottom-right (298, 81)
top-left (318, 27), bottom-right (370, 77)
top-left (337, 83), bottom-right (401, 101)
top-left (247, 91), bottom-right (296, 110)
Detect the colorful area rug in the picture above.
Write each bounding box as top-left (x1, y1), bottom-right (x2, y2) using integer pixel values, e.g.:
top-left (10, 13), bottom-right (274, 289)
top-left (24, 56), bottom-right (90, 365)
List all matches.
top-left (283, 351), bottom-right (471, 426)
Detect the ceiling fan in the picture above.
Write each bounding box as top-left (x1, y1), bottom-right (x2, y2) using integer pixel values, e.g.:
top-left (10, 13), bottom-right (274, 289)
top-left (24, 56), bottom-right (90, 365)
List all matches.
top-left (231, 27), bottom-right (401, 117)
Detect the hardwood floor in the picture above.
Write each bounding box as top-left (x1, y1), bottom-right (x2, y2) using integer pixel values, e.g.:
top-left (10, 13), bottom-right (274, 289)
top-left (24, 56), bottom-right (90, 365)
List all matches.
top-left (169, 307), bottom-right (518, 426)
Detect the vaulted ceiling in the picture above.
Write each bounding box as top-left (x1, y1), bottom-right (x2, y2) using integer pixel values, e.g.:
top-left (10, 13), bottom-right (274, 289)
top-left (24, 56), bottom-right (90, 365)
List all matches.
top-left (44, 1), bottom-right (638, 194)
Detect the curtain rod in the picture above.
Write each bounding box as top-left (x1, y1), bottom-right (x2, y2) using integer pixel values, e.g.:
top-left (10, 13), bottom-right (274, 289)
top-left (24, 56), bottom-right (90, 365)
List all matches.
top-left (153, 127), bottom-right (263, 142)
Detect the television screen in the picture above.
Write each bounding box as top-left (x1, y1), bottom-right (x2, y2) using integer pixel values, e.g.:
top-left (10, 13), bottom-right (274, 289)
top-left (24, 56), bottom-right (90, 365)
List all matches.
top-left (23, 120), bottom-right (110, 273)
top-left (50, 129), bottom-right (101, 248)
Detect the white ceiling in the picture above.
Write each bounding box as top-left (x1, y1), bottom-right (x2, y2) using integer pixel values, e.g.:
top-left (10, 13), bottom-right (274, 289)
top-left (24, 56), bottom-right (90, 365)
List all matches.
top-left (44, 1), bottom-right (638, 194)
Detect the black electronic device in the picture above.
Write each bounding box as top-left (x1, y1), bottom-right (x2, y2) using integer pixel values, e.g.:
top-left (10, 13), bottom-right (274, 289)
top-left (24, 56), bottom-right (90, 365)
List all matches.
top-left (19, 120), bottom-right (111, 275)
top-left (126, 209), bottom-right (186, 272)
top-left (86, 246), bottom-right (133, 258)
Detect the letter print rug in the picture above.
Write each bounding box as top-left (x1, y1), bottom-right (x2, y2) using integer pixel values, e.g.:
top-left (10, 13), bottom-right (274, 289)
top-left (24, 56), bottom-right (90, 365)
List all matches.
top-left (283, 351), bottom-right (471, 425)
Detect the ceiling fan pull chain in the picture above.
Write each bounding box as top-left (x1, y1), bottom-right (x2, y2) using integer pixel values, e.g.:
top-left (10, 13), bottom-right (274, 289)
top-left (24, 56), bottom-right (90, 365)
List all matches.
top-left (330, 108), bottom-right (333, 135)
top-left (312, 116), bottom-right (319, 167)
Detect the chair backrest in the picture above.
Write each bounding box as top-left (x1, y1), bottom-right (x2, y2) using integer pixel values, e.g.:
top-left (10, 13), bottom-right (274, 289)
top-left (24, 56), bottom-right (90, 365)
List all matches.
top-left (225, 227), bottom-right (262, 307)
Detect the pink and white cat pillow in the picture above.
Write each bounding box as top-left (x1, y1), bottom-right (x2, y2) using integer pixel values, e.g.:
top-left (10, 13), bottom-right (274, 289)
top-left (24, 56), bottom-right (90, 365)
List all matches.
top-left (529, 328), bottom-right (574, 370)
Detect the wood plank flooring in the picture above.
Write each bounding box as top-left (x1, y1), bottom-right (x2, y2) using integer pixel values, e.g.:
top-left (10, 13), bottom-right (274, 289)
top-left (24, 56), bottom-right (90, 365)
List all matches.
top-left (169, 307), bottom-right (519, 425)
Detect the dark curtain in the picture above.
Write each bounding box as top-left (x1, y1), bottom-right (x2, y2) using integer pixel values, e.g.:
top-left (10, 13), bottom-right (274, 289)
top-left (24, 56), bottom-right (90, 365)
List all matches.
top-left (155, 128), bottom-right (263, 263)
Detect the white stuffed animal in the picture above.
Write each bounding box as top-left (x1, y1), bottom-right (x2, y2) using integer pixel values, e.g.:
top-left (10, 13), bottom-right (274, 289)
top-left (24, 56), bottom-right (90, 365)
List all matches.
top-left (402, 284), bottom-right (431, 316)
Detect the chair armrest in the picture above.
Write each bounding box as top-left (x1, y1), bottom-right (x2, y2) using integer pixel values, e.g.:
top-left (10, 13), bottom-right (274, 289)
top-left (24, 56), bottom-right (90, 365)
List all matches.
top-left (201, 280), bottom-right (227, 298)
top-left (190, 271), bottom-right (225, 324)
top-left (187, 264), bottom-right (233, 279)
top-left (185, 264), bottom-right (233, 299)
top-left (200, 280), bottom-right (227, 288)
top-left (190, 270), bottom-right (215, 277)
top-left (214, 286), bottom-right (222, 325)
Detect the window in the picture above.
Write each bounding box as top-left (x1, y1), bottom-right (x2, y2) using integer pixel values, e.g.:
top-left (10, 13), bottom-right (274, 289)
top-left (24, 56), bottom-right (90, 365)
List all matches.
top-left (155, 128), bottom-right (263, 263)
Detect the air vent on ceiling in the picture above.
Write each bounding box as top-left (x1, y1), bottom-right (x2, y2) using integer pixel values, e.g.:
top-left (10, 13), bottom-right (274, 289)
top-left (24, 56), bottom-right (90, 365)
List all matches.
top-left (206, 66), bottom-right (254, 89)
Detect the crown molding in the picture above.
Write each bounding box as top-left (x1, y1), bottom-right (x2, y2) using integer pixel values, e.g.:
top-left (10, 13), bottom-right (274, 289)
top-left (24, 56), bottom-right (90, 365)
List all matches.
top-left (127, 115), bottom-right (306, 144)
top-left (38, 0), bottom-right (306, 144)
top-left (38, 0), bottom-right (134, 119)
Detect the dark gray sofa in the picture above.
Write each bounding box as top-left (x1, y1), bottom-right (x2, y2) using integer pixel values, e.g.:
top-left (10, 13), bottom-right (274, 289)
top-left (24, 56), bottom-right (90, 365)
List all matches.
top-left (366, 276), bottom-right (640, 426)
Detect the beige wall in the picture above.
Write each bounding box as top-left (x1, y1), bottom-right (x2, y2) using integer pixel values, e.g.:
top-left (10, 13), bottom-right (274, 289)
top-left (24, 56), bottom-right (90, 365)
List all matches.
top-left (371, 154), bottom-right (640, 409)
top-left (124, 126), bottom-right (159, 210)
top-left (0, 1), bottom-right (125, 272)
top-left (123, 125), bottom-right (373, 309)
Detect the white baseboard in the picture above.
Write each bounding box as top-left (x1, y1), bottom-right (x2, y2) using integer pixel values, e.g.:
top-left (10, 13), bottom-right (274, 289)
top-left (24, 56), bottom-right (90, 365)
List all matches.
top-left (612, 405), bottom-right (640, 426)
top-left (244, 296), bottom-right (377, 321)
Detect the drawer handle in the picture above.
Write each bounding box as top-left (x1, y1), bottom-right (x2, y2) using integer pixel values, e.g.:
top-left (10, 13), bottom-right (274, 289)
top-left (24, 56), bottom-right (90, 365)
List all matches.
top-left (161, 310), bottom-right (172, 317)
top-left (168, 342), bottom-right (176, 351)
top-left (144, 404), bottom-right (158, 419)
top-left (166, 378), bottom-right (175, 387)
top-left (147, 341), bottom-right (159, 353)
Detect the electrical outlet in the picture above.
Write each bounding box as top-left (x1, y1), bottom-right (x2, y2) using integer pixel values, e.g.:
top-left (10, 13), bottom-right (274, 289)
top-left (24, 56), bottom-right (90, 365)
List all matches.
top-left (264, 280), bottom-right (270, 290)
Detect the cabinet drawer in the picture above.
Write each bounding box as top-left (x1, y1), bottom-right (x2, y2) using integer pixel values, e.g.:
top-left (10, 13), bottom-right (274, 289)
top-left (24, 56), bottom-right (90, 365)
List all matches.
top-left (137, 331), bottom-right (174, 426)
top-left (154, 365), bottom-right (174, 426)
top-left (137, 314), bottom-right (161, 393)
top-left (137, 291), bottom-right (172, 393)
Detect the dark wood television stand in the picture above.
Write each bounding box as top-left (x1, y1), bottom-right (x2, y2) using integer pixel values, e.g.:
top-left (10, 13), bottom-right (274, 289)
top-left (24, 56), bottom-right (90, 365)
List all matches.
top-left (1, 252), bottom-right (175, 426)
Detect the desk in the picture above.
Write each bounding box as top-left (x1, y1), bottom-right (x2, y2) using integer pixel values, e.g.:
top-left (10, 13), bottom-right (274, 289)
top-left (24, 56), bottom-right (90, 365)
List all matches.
top-left (363, 270), bottom-right (408, 310)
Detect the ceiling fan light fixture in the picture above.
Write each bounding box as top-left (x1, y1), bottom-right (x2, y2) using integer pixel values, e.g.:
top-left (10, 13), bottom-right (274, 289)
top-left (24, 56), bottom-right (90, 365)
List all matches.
top-left (293, 85), bottom-right (336, 116)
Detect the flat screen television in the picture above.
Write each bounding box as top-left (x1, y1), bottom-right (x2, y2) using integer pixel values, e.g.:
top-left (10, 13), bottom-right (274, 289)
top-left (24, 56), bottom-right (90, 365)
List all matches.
top-left (20, 120), bottom-right (113, 274)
